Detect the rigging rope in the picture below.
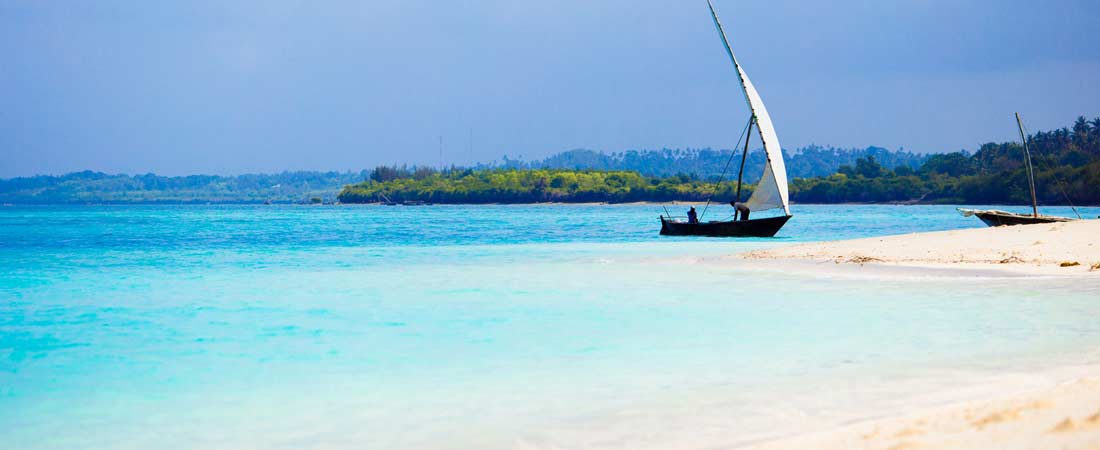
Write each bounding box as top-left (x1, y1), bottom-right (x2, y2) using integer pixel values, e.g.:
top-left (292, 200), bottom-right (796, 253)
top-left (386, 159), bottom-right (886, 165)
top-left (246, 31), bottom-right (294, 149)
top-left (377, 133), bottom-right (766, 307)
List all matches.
top-left (1020, 122), bottom-right (1082, 219)
top-left (700, 116), bottom-right (753, 221)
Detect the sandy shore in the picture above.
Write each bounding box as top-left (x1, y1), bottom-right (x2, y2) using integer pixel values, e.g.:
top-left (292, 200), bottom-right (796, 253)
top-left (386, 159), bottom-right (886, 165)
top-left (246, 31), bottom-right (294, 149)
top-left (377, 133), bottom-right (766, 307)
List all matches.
top-left (727, 220), bottom-right (1100, 449)
top-left (742, 220), bottom-right (1100, 274)
top-left (741, 372), bottom-right (1100, 450)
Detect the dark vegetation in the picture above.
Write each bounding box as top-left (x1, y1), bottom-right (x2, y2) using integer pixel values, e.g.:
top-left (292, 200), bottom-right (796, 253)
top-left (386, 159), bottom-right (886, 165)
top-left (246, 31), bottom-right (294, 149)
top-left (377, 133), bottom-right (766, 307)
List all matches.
top-left (790, 116), bottom-right (1100, 205)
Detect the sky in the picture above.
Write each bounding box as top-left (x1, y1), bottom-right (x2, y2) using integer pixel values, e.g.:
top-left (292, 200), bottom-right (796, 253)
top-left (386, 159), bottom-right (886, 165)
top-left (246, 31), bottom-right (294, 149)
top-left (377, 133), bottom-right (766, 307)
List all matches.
top-left (1, 0), bottom-right (1099, 177)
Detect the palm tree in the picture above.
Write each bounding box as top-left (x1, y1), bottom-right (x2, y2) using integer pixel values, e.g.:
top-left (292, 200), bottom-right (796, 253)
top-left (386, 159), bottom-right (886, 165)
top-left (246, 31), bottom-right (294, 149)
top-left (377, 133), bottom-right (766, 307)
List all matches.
top-left (1089, 117), bottom-right (1100, 155)
top-left (1074, 116), bottom-right (1089, 133)
top-left (1073, 116), bottom-right (1089, 147)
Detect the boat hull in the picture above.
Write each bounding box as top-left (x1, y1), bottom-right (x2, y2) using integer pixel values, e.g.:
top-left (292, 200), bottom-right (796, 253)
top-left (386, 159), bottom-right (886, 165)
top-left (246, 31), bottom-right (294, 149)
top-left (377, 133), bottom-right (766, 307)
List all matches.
top-left (973, 212), bottom-right (1072, 227)
top-left (958, 208), bottom-right (1074, 227)
top-left (660, 215), bottom-right (791, 237)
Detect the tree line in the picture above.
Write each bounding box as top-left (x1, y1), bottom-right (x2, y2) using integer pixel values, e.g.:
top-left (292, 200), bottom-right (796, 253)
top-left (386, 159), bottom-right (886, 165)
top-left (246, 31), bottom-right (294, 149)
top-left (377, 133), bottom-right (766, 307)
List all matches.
top-left (791, 116), bottom-right (1100, 204)
top-left (3, 116), bottom-right (1097, 205)
top-left (341, 116), bottom-right (1100, 206)
top-left (338, 169), bottom-right (752, 204)
top-left (499, 145), bottom-right (927, 179)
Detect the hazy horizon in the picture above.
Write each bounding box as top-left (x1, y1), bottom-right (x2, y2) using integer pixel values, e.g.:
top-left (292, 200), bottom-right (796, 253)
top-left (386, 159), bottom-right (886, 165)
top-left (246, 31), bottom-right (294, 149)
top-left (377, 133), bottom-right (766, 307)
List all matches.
top-left (3, 0), bottom-right (1099, 177)
top-left (1, 145), bottom-right (917, 179)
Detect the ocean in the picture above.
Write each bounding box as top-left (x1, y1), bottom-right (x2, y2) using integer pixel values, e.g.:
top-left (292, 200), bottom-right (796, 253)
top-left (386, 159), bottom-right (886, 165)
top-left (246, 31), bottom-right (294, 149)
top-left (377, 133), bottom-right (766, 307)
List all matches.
top-left (2, 204), bottom-right (1099, 449)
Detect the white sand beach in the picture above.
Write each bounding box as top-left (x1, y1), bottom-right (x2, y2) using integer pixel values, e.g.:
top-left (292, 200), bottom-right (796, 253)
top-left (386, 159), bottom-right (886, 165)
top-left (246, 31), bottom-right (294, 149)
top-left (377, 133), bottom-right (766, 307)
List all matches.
top-left (742, 219), bottom-right (1100, 275)
top-left (725, 220), bottom-right (1100, 449)
top-left (741, 372), bottom-right (1100, 450)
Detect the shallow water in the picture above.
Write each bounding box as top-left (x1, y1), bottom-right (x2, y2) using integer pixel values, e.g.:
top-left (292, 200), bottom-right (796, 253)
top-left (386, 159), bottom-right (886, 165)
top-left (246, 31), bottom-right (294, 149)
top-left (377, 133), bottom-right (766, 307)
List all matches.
top-left (2, 204), bottom-right (1099, 449)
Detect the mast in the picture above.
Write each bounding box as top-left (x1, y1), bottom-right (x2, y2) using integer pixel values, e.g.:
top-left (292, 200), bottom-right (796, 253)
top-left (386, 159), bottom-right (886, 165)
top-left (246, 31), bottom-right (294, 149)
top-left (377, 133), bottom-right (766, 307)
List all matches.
top-left (734, 116), bottom-right (755, 204)
top-left (1015, 112), bottom-right (1039, 218)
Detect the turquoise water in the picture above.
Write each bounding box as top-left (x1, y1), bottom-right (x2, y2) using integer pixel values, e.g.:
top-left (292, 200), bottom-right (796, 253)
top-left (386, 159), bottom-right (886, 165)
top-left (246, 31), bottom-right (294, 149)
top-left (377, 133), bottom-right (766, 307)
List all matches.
top-left (2, 204), bottom-right (1099, 449)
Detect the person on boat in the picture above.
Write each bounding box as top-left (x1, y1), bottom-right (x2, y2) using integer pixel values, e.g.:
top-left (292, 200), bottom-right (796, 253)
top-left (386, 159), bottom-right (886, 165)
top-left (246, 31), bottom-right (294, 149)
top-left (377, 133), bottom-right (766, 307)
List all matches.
top-left (687, 206), bottom-right (699, 224)
top-left (731, 201), bottom-right (750, 221)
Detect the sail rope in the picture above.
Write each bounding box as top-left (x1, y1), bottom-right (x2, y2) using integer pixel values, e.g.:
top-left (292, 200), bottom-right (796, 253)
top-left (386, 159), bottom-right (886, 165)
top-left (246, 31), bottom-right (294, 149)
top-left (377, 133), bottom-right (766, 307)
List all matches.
top-left (1020, 122), bottom-right (1082, 219)
top-left (700, 116), bottom-right (753, 221)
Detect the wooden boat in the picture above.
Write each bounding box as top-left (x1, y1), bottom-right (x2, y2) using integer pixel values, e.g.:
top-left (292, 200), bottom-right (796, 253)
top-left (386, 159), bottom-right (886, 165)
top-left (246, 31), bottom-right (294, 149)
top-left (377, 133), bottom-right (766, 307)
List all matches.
top-left (957, 209), bottom-right (1074, 227)
top-left (958, 113), bottom-right (1079, 227)
top-left (661, 214), bottom-right (790, 237)
top-left (660, 1), bottom-right (792, 237)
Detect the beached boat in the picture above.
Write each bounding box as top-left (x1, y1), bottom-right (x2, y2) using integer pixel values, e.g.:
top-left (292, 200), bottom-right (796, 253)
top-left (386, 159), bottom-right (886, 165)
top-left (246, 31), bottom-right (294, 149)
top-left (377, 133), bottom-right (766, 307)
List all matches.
top-left (957, 209), bottom-right (1075, 227)
top-left (958, 113), bottom-right (1080, 227)
top-left (660, 0), bottom-right (792, 237)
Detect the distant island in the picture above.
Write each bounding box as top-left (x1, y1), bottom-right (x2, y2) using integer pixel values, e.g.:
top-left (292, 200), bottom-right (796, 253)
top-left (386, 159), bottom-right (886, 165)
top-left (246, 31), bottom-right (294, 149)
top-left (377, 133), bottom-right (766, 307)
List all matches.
top-left (342, 116), bottom-right (1100, 206)
top-left (0, 171), bottom-right (365, 205)
top-left (3, 116), bottom-right (1098, 206)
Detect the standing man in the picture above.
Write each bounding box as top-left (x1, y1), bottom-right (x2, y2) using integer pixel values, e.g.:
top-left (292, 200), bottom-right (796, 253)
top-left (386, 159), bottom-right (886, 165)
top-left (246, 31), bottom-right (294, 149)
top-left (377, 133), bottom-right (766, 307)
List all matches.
top-left (731, 201), bottom-right (750, 221)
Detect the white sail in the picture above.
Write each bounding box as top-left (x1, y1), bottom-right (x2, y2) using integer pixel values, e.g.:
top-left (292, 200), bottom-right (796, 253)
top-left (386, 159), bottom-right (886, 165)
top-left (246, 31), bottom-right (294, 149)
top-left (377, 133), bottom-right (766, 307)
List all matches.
top-left (707, 0), bottom-right (790, 215)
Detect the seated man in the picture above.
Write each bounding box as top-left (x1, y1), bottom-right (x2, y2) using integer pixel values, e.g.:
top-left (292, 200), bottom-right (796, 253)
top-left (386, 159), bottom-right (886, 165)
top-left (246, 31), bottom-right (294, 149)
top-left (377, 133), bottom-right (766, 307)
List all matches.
top-left (687, 206), bottom-right (699, 224)
top-left (730, 201), bottom-right (750, 221)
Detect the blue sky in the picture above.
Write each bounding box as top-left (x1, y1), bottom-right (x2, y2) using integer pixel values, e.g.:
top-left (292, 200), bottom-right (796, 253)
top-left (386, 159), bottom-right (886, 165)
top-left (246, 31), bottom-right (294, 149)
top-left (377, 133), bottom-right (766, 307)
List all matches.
top-left (2, 0), bottom-right (1098, 176)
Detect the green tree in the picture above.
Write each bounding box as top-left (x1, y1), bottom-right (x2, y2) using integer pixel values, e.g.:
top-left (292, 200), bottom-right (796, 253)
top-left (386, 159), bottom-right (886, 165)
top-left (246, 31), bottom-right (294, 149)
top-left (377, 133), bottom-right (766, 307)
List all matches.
top-left (855, 156), bottom-right (886, 178)
top-left (921, 152), bottom-right (976, 177)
